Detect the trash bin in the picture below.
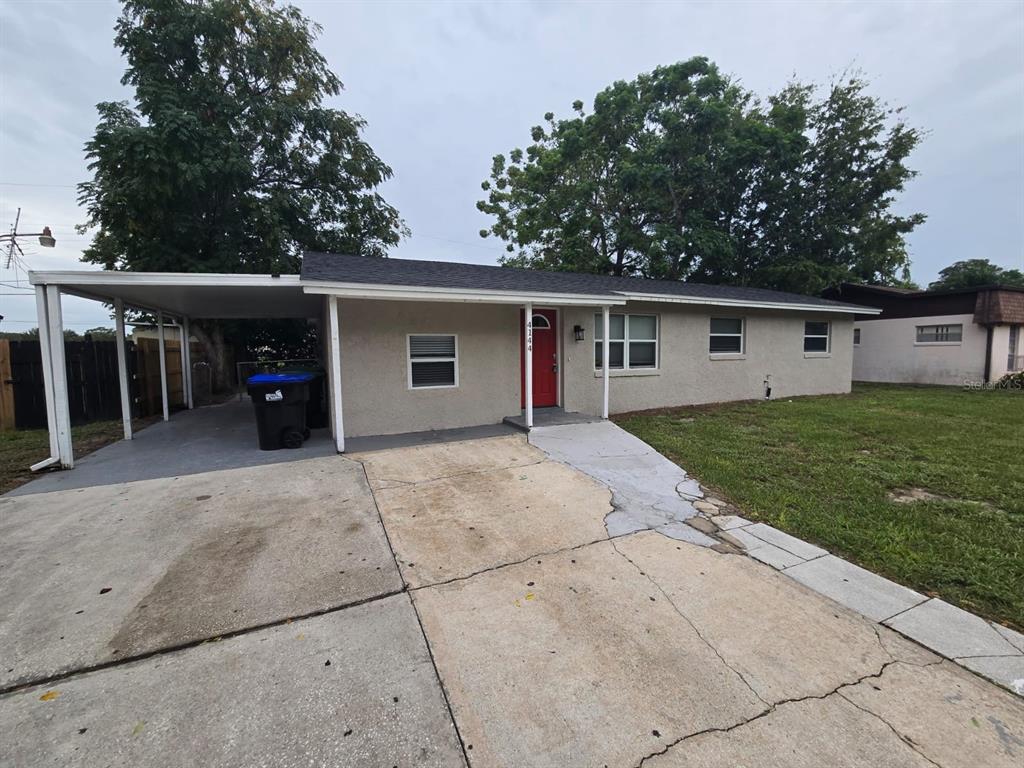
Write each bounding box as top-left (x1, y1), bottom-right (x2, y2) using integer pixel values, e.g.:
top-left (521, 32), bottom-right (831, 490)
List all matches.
top-left (246, 372), bottom-right (315, 450)
top-left (279, 367), bottom-right (327, 429)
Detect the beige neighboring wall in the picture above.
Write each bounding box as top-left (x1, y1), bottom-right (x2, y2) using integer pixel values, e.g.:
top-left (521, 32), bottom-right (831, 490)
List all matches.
top-left (336, 299), bottom-right (520, 437)
top-left (561, 302), bottom-right (854, 415)
top-left (852, 313), bottom-right (986, 386)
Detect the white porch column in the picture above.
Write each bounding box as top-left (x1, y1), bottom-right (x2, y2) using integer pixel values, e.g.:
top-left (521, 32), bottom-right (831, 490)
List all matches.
top-left (602, 305), bottom-right (610, 419)
top-left (114, 298), bottom-right (133, 440)
top-left (176, 319), bottom-right (187, 409)
top-left (327, 295), bottom-right (344, 452)
top-left (156, 310), bottom-right (169, 421)
top-left (33, 286), bottom-right (59, 462)
top-left (45, 285), bottom-right (74, 468)
top-left (524, 302), bottom-right (533, 429)
top-left (182, 316), bottom-right (193, 409)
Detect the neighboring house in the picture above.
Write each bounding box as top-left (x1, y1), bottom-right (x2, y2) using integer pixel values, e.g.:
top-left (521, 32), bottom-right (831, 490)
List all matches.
top-left (825, 282), bottom-right (1024, 386)
top-left (29, 254), bottom-right (877, 467)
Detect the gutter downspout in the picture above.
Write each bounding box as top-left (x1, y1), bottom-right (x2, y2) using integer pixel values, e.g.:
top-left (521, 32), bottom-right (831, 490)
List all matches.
top-left (983, 326), bottom-right (994, 384)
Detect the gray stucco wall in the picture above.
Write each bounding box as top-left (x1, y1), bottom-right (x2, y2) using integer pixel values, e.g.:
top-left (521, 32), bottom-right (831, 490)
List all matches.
top-left (560, 302), bottom-right (854, 416)
top-left (337, 299), bottom-right (520, 437)
top-left (330, 298), bottom-right (854, 437)
top-left (852, 313), bottom-right (987, 386)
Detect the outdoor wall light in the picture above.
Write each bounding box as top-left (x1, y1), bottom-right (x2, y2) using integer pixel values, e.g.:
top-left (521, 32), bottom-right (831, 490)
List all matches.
top-left (573, 325), bottom-right (585, 342)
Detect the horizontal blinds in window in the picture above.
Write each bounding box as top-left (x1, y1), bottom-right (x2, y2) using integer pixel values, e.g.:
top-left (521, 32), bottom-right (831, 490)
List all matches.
top-left (411, 361), bottom-right (455, 387)
top-left (410, 335), bottom-right (456, 358)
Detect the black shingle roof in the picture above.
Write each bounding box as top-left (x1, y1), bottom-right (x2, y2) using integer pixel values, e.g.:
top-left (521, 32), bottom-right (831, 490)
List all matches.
top-left (301, 251), bottom-right (869, 312)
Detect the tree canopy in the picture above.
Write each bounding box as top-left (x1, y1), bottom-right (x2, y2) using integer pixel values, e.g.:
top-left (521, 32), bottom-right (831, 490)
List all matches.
top-left (478, 58), bottom-right (924, 295)
top-left (78, 0), bottom-right (405, 274)
top-left (928, 259), bottom-right (1024, 291)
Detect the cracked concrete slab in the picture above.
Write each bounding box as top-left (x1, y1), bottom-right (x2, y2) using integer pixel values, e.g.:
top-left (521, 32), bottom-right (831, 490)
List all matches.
top-left (412, 539), bottom-right (766, 768)
top-left (0, 594), bottom-right (466, 768)
top-left (0, 456), bottom-right (399, 691)
top-left (884, 598), bottom-right (1022, 660)
top-left (726, 527), bottom-right (805, 569)
top-left (615, 532), bottom-right (929, 704)
top-left (352, 433), bottom-right (541, 490)
top-left (529, 421), bottom-right (710, 543)
top-left (841, 660), bottom-right (1024, 768)
top-left (358, 437), bottom-right (612, 588)
top-left (743, 522), bottom-right (828, 560)
top-left (643, 693), bottom-right (935, 768)
top-left (993, 624), bottom-right (1024, 654)
top-left (784, 554), bottom-right (927, 622)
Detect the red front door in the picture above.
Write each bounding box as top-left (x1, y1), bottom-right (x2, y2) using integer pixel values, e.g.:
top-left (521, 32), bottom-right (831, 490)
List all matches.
top-left (521, 308), bottom-right (558, 408)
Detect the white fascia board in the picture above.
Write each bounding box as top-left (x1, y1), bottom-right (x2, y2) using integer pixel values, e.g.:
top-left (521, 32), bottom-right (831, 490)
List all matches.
top-left (28, 270), bottom-right (301, 287)
top-left (301, 281), bottom-right (627, 306)
top-left (615, 291), bottom-right (883, 315)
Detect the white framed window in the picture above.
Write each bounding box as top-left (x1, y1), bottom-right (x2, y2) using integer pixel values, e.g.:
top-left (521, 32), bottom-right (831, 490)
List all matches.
top-left (853, 328), bottom-right (861, 346)
top-left (709, 317), bottom-right (744, 354)
top-left (1009, 326), bottom-right (1021, 371)
top-left (408, 334), bottom-right (458, 389)
top-left (916, 324), bottom-right (962, 344)
top-left (803, 321), bottom-right (831, 353)
top-left (594, 313), bottom-right (658, 370)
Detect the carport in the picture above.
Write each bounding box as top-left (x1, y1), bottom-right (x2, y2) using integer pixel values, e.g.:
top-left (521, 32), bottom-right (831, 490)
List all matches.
top-left (28, 271), bottom-right (328, 470)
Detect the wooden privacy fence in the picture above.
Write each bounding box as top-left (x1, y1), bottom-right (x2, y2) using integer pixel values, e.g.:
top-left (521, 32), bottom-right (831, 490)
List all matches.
top-left (0, 337), bottom-right (189, 431)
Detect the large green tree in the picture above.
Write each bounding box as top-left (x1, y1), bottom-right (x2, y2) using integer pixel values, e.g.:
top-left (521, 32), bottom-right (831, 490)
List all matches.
top-left (928, 259), bottom-right (1024, 291)
top-left (78, 0), bottom-right (405, 274)
top-left (478, 58), bottom-right (924, 294)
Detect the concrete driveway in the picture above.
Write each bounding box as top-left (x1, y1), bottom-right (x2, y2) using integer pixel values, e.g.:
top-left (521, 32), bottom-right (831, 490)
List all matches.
top-left (2, 428), bottom-right (1022, 767)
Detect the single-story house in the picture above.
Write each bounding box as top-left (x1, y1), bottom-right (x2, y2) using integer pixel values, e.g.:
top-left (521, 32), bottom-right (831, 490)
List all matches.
top-left (825, 282), bottom-right (1024, 386)
top-left (28, 253), bottom-right (877, 469)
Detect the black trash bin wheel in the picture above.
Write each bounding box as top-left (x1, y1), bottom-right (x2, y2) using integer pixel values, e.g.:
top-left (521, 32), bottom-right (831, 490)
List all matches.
top-left (281, 427), bottom-right (305, 449)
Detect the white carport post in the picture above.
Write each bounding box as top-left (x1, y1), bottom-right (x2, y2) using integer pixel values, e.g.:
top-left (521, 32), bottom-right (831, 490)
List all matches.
top-left (524, 302), bottom-right (533, 429)
top-left (33, 285), bottom-right (59, 466)
top-left (181, 316), bottom-right (193, 409)
top-left (156, 310), bottom-right (169, 421)
top-left (45, 285), bottom-right (74, 468)
top-left (602, 305), bottom-right (611, 420)
top-left (327, 295), bottom-right (344, 452)
top-left (114, 298), bottom-right (132, 440)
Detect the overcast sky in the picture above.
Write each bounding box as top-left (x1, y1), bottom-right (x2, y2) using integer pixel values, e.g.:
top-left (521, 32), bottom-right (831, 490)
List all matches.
top-left (1, 0), bottom-right (1022, 330)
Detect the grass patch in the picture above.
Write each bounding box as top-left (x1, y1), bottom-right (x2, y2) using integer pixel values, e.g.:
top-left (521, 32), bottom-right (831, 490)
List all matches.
top-left (0, 418), bottom-right (157, 495)
top-left (615, 383), bottom-right (1024, 630)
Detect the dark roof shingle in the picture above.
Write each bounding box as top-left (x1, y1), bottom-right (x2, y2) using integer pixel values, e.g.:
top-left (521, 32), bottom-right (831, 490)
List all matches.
top-left (301, 251), bottom-right (868, 311)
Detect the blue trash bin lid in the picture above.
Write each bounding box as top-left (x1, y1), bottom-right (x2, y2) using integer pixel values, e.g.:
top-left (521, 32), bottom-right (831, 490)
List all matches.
top-left (247, 372), bottom-right (315, 385)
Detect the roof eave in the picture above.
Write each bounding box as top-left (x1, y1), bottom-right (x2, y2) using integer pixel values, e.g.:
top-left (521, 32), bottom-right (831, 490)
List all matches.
top-left (614, 291), bottom-right (882, 315)
top-left (301, 280), bottom-right (628, 306)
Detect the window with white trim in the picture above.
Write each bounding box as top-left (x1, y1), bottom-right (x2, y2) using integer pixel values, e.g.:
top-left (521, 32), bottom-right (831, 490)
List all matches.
top-left (709, 318), bottom-right (744, 354)
top-left (916, 324), bottom-right (962, 343)
top-left (594, 314), bottom-right (658, 370)
top-left (408, 334), bottom-right (457, 388)
top-left (853, 328), bottom-right (861, 345)
top-left (803, 321), bottom-right (831, 353)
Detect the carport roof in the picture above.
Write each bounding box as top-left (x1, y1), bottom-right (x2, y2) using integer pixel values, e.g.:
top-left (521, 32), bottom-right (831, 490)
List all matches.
top-left (28, 271), bottom-right (321, 319)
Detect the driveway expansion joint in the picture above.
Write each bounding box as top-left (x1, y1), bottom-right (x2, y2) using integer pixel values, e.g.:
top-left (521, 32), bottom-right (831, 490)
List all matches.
top-left (0, 586), bottom-right (407, 698)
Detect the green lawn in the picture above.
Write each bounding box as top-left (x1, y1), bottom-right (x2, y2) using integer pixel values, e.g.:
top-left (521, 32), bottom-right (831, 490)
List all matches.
top-left (0, 418), bottom-right (156, 495)
top-left (615, 383), bottom-right (1024, 630)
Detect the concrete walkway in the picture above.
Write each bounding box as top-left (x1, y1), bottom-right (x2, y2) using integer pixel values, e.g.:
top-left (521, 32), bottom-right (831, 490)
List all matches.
top-left (531, 420), bottom-right (1024, 699)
